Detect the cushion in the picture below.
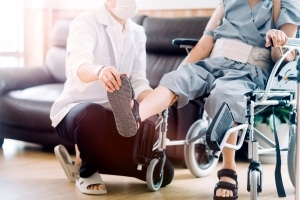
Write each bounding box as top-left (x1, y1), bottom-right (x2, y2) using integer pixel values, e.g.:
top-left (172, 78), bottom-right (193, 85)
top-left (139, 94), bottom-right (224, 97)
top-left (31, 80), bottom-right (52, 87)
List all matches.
top-left (45, 47), bottom-right (67, 83)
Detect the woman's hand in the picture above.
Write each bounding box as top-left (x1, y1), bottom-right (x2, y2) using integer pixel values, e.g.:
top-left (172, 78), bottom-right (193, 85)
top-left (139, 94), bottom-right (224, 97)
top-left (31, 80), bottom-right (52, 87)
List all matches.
top-left (265, 29), bottom-right (288, 48)
top-left (98, 66), bottom-right (124, 93)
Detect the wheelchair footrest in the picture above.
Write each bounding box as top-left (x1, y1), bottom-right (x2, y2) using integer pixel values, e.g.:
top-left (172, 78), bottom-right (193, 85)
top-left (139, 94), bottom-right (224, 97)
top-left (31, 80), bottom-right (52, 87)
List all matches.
top-left (133, 117), bottom-right (157, 167)
top-left (206, 102), bottom-right (234, 152)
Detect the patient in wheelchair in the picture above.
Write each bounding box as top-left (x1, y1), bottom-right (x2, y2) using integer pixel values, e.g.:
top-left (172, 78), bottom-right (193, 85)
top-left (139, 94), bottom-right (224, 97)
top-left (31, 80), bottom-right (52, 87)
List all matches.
top-left (108, 0), bottom-right (300, 199)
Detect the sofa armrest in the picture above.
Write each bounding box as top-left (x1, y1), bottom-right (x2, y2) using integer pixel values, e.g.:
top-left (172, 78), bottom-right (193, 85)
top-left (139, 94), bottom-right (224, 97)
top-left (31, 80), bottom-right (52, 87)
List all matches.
top-left (0, 66), bottom-right (57, 95)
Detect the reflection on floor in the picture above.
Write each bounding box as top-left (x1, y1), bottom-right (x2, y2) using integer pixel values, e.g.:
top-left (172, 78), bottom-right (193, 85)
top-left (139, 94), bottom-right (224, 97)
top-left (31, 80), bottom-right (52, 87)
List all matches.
top-left (0, 139), bottom-right (296, 200)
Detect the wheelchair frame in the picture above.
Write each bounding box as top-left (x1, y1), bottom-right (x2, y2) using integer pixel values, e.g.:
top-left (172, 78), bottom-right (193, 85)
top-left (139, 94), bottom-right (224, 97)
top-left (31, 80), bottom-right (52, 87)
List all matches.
top-left (147, 38), bottom-right (300, 199)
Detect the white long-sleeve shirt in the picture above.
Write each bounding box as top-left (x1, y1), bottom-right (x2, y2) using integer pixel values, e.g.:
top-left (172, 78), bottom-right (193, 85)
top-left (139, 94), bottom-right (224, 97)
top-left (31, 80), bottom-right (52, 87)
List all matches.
top-left (50, 5), bottom-right (151, 127)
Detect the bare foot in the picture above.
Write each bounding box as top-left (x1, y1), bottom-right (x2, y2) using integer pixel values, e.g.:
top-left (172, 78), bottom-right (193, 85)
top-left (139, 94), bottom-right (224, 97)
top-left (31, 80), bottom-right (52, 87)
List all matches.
top-left (215, 176), bottom-right (235, 197)
top-left (87, 183), bottom-right (106, 191)
top-left (214, 169), bottom-right (238, 199)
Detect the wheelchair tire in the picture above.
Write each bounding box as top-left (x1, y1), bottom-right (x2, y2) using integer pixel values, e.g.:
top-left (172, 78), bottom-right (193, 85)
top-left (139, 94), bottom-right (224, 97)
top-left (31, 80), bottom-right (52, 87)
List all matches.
top-left (287, 124), bottom-right (296, 187)
top-left (184, 119), bottom-right (219, 177)
top-left (146, 158), bottom-right (164, 191)
top-left (250, 170), bottom-right (260, 200)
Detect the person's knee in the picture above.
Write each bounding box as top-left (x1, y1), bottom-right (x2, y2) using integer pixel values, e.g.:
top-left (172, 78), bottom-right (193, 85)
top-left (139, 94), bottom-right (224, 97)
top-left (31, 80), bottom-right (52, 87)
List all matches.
top-left (77, 103), bottom-right (106, 124)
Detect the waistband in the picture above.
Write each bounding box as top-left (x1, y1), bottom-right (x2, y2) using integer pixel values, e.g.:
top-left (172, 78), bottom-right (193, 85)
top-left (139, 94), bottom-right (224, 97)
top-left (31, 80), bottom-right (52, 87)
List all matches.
top-left (210, 38), bottom-right (272, 70)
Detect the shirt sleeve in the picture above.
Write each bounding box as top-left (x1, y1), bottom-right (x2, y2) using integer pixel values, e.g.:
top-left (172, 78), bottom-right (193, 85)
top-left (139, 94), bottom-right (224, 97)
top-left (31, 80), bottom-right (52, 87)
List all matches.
top-left (65, 13), bottom-right (96, 79)
top-left (276, 0), bottom-right (300, 28)
top-left (129, 27), bottom-right (152, 99)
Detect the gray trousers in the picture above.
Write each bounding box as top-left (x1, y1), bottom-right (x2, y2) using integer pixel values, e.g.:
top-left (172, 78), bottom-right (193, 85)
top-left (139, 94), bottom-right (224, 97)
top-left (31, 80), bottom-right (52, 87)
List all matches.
top-left (159, 57), bottom-right (270, 124)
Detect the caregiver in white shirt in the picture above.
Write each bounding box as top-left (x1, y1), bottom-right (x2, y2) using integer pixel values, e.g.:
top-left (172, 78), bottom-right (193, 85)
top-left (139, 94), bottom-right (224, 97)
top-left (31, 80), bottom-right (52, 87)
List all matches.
top-left (50, 0), bottom-right (174, 195)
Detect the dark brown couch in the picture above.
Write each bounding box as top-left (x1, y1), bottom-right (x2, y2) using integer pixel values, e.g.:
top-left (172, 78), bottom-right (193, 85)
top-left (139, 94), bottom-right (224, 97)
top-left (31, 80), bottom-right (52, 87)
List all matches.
top-left (0, 15), bottom-right (210, 161)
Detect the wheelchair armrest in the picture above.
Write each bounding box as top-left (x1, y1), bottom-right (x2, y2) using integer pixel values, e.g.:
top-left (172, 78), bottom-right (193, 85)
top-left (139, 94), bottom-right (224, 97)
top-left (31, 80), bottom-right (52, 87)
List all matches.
top-left (172, 38), bottom-right (199, 49)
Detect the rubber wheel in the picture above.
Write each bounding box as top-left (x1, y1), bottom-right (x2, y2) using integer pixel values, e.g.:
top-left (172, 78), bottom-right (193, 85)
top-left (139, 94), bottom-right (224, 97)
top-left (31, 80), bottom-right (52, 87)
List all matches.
top-left (146, 158), bottom-right (164, 191)
top-left (184, 119), bottom-right (219, 177)
top-left (250, 170), bottom-right (260, 200)
top-left (287, 124), bottom-right (296, 187)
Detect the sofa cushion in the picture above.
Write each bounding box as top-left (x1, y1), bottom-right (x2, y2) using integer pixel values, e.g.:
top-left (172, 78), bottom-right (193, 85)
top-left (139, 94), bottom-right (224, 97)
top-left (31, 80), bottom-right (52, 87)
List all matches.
top-left (0, 67), bottom-right (56, 95)
top-left (0, 84), bottom-right (63, 131)
top-left (49, 18), bottom-right (72, 48)
top-left (45, 47), bottom-right (67, 83)
top-left (143, 16), bottom-right (209, 55)
top-left (45, 18), bottom-right (73, 83)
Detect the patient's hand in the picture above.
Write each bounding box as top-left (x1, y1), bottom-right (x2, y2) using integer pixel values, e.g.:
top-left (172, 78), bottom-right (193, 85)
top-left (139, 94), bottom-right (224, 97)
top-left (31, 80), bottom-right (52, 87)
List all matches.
top-left (265, 29), bottom-right (288, 48)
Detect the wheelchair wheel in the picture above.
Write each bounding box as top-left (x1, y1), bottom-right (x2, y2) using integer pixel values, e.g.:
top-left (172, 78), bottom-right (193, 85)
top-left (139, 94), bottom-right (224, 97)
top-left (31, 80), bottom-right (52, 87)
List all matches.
top-left (287, 124), bottom-right (296, 187)
top-left (184, 119), bottom-right (219, 177)
top-left (250, 170), bottom-right (260, 200)
top-left (146, 158), bottom-right (164, 191)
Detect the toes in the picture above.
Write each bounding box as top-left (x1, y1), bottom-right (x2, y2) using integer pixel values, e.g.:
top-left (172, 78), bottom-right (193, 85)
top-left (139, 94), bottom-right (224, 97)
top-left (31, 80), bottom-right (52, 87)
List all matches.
top-left (87, 184), bottom-right (106, 191)
top-left (216, 188), bottom-right (233, 197)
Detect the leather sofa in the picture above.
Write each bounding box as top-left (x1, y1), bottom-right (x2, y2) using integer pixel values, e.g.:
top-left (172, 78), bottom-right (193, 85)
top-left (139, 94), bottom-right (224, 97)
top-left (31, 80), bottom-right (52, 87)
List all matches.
top-left (0, 15), bottom-right (210, 162)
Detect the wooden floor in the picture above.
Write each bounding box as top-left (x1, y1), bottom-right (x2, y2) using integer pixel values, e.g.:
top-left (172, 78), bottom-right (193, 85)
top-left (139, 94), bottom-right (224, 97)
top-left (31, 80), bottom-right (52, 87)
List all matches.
top-left (0, 139), bottom-right (296, 200)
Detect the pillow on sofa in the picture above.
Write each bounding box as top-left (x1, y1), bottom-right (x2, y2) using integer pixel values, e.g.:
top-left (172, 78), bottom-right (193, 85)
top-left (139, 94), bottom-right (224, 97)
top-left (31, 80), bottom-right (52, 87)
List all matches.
top-left (45, 47), bottom-right (67, 83)
top-left (45, 18), bottom-right (73, 83)
top-left (50, 18), bottom-right (72, 48)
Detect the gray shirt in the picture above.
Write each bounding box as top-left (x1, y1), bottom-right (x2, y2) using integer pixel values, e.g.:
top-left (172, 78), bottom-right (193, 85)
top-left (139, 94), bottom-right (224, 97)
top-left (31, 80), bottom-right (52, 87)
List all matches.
top-left (214, 0), bottom-right (300, 48)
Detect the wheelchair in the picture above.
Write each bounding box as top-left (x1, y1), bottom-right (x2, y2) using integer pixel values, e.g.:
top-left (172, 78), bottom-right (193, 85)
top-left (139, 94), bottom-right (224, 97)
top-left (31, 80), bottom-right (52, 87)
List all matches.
top-left (147, 37), bottom-right (300, 198)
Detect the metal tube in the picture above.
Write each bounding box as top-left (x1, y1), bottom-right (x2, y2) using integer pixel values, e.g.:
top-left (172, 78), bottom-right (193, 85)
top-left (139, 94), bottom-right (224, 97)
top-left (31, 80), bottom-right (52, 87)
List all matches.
top-left (295, 58), bottom-right (300, 200)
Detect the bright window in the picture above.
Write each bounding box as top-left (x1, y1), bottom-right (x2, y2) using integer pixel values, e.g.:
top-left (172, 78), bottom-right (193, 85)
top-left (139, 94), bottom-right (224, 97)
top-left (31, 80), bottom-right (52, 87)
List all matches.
top-left (0, 0), bottom-right (24, 67)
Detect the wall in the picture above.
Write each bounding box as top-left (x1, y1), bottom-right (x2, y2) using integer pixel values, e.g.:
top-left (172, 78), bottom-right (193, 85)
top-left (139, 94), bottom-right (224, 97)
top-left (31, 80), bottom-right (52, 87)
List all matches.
top-left (23, 0), bottom-right (217, 66)
top-left (25, 0), bottom-right (219, 10)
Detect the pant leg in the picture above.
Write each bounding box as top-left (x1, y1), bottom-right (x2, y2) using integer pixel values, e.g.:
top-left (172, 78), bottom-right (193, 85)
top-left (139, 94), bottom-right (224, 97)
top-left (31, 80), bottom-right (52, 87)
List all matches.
top-left (205, 62), bottom-right (269, 124)
top-left (159, 62), bottom-right (215, 108)
top-left (55, 102), bottom-right (174, 184)
top-left (54, 102), bottom-right (110, 178)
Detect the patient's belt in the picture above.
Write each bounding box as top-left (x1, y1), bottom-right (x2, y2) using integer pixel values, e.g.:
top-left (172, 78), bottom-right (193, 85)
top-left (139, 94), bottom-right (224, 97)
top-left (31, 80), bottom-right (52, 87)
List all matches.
top-left (210, 38), bottom-right (272, 70)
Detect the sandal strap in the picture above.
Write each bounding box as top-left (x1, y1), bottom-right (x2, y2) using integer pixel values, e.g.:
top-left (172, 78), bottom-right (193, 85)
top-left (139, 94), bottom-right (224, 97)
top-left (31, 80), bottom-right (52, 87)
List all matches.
top-left (217, 169), bottom-right (237, 183)
top-left (128, 79), bottom-right (141, 126)
top-left (215, 181), bottom-right (237, 191)
top-left (132, 99), bottom-right (142, 126)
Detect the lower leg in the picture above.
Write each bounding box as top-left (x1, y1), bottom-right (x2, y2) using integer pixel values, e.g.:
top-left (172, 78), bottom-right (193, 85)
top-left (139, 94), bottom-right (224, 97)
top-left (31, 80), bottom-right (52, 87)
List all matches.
top-left (75, 144), bottom-right (106, 191)
top-left (74, 104), bottom-right (107, 191)
top-left (221, 131), bottom-right (238, 170)
top-left (139, 86), bottom-right (177, 121)
top-left (215, 126), bottom-right (238, 198)
top-left (75, 144), bottom-right (82, 166)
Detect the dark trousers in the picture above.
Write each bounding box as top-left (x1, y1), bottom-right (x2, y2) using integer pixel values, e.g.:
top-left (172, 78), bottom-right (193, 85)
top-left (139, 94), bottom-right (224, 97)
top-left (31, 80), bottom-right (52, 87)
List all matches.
top-left (54, 102), bottom-right (174, 186)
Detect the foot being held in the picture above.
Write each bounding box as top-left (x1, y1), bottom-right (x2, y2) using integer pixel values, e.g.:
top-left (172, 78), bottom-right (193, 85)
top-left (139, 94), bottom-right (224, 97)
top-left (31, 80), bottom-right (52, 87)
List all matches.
top-left (107, 75), bottom-right (141, 137)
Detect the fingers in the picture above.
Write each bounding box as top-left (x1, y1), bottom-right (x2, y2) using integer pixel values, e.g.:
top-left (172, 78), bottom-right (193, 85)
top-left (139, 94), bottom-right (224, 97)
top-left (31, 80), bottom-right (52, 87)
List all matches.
top-left (97, 66), bottom-right (124, 93)
top-left (265, 29), bottom-right (288, 47)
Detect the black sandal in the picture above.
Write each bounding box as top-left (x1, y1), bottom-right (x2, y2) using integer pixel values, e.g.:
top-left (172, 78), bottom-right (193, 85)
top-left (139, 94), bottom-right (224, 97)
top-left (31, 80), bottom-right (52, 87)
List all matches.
top-left (213, 169), bottom-right (238, 200)
top-left (107, 75), bottom-right (141, 137)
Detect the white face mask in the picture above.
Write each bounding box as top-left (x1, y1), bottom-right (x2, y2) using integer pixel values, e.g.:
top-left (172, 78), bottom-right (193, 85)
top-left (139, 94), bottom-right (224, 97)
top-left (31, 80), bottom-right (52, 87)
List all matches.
top-left (111, 0), bottom-right (138, 20)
